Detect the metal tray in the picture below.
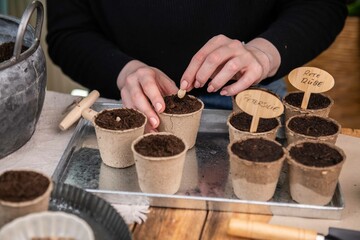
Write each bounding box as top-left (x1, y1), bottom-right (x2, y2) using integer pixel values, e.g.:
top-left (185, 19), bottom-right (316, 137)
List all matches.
top-left (53, 102), bottom-right (344, 219)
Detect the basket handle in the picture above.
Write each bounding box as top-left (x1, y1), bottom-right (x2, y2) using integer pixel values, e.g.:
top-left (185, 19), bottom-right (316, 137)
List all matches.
top-left (12, 0), bottom-right (44, 61)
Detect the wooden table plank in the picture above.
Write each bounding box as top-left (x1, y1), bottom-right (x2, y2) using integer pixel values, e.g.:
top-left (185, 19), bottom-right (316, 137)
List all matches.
top-left (201, 212), bottom-right (271, 240)
top-left (132, 207), bottom-right (207, 240)
top-left (341, 128), bottom-right (360, 138)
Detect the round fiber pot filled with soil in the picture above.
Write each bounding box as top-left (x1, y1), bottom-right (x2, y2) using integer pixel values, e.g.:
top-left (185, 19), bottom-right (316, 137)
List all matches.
top-left (283, 91), bottom-right (333, 122)
top-left (228, 137), bottom-right (286, 201)
top-left (227, 111), bottom-right (281, 142)
top-left (0, 170), bottom-right (53, 227)
top-left (92, 108), bottom-right (147, 168)
top-left (158, 94), bottom-right (204, 149)
top-left (131, 132), bottom-right (187, 194)
top-left (285, 114), bottom-right (341, 145)
top-left (287, 140), bottom-right (346, 205)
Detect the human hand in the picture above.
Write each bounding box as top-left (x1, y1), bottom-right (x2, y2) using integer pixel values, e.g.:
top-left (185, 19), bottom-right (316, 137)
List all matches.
top-left (180, 35), bottom-right (280, 96)
top-left (117, 60), bottom-right (178, 132)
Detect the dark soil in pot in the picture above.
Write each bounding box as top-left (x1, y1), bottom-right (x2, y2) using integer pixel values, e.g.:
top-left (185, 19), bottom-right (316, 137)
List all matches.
top-left (288, 115), bottom-right (339, 137)
top-left (231, 138), bottom-right (284, 162)
top-left (284, 92), bottom-right (331, 110)
top-left (95, 108), bottom-right (146, 130)
top-left (134, 134), bottom-right (185, 157)
top-left (289, 142), bottom-right (343, 167)
top-left (230, 112), bottom-right (279, 133)
top-left (163, 94), bottom-right (203, 114)
top-left (0, 170), bottom-right (50, 202)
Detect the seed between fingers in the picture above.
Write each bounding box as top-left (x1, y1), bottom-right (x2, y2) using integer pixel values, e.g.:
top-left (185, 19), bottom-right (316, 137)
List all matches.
top-left (177, 89), bottom-right (186, 99)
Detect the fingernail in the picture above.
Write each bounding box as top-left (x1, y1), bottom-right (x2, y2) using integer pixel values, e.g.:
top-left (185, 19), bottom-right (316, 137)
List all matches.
top-left (149, 117), bottom-right (158, 127)
top-left (220, 90), bottom-right (228, 96)
top-left (155, 103), bottom-right (162, 112)
top-left (194, 81), bottom-right (200, 88)
top-left (207, 85), bottom-right (214, 93)
top-left (180, 81), bottom-right (188, 90)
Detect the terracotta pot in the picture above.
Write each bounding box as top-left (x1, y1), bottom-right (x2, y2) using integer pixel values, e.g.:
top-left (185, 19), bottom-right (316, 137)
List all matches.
top-left (158, 95), bottom-right (204, 149)
top-left (283, 91), bottom-right (334, 123)
top-left (227, 111), bottom-right (281, 142)
top-left (131, 132), bottom-right (187, 194)
top-left (285, 114), bottom-right (341, 146)
top-left (228, 137), bottom-right (286, 201)
top-left (287, 140), bottom-right (346, 205)
top-left (0, 170), bottom-right (53, 227)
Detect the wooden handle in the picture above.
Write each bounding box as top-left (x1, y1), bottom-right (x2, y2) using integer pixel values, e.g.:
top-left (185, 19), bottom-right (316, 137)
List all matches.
top-left (59, 90), bottom-right (100, 131)
top-left (227, 218), bottom-right (320, 240)
top-left (81, 108), bottom-right (98, 122)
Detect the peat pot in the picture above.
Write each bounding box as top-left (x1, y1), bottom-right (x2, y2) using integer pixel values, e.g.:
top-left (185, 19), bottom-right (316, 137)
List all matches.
top-left (0, 1), bottom-right (46, 159)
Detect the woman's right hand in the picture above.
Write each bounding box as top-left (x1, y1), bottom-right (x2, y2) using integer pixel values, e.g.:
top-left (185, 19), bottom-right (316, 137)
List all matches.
top-left (117, 60), bottom-right (178, 132)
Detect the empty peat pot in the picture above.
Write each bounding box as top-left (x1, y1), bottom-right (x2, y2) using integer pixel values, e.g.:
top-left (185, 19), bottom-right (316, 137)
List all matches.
top-left (283, 91), bottom-right (333, 122)
top-left (287, 140), bottom-right (346, 205)
top-left (228, 137), bottom-right (286, 201)
top-left (227, 111), bottom-right (281, 142)
top-left (131, 132), bottom-right (188, 194)
top-left (0, 170), bottom-right (53, 227)
top-left (0, 1), bottom-right (46, 159)
top-left (285, 114), bottom-right (341, 145)
top-left (158, 94), bottom-right (204, 149)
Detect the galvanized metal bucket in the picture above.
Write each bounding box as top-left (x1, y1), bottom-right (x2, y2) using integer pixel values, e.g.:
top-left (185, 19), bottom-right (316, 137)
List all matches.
top-left (0, 0), bottom-right (46, 159)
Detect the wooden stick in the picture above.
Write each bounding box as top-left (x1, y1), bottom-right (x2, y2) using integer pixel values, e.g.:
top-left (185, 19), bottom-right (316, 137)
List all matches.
top-left (227, 218), bottom-right (320, 240)
top-left (301, 90), bottom-right (311, 109)
top-left (81, 108), bottom-right (98, 122)
top-left (250, 115), bottom-right (260, 133)
top-left (59, 90), bottom-right (100, 131)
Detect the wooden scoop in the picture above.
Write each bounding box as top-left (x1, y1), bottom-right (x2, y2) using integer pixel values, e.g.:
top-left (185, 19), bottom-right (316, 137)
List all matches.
top-left (288, 67), bottom-right (334, 109)
top-left (59, 90), bottom-right (100, 131)
top-left (235, 89), bottom-right (284, 133)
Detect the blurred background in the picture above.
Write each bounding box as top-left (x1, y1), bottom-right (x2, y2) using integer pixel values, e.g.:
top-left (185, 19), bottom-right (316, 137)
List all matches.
top-left (1, 0), bottom-right (359, 129)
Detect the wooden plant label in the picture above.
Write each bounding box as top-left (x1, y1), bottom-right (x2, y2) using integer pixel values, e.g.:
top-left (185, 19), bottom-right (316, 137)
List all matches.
top-left (235, 89), bottom-right (284, 133)
top-left (288, 67), bottom-right (334, 109)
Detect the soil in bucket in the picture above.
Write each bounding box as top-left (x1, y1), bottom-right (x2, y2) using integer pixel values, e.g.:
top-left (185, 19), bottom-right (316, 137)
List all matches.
top-left (0, 42), bottom-right (28, 62)
top-left (95, 108), bottom-right (146, 130)
top-left (163, 94), bottom-right (203, 114)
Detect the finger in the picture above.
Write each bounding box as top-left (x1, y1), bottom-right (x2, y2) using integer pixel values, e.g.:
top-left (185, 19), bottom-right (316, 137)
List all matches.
top-left (220, 70), bottom-right (261, 96)
top-left (121, 87), bottom-right (156, 132)
top-left (195, 45), bottom-right (237, 89)
top-left (126, 76), bottom-right (160, 129)
top-left (220, 72), bottom-right (258, 96)
top-left (181, 34), bottom-right (231, 90)
top-left (207, 57), bottom-right (244, 93)
top-left (145, 124), bottom-right (158, 134)
top-left (139, 74), bottom-right (166, 113)
top-left (120, 88), bottom-right (135, 109)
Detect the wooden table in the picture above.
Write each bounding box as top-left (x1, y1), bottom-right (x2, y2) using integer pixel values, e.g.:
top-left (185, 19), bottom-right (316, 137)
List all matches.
top-left (1, 91), bottom-right (360, 239)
